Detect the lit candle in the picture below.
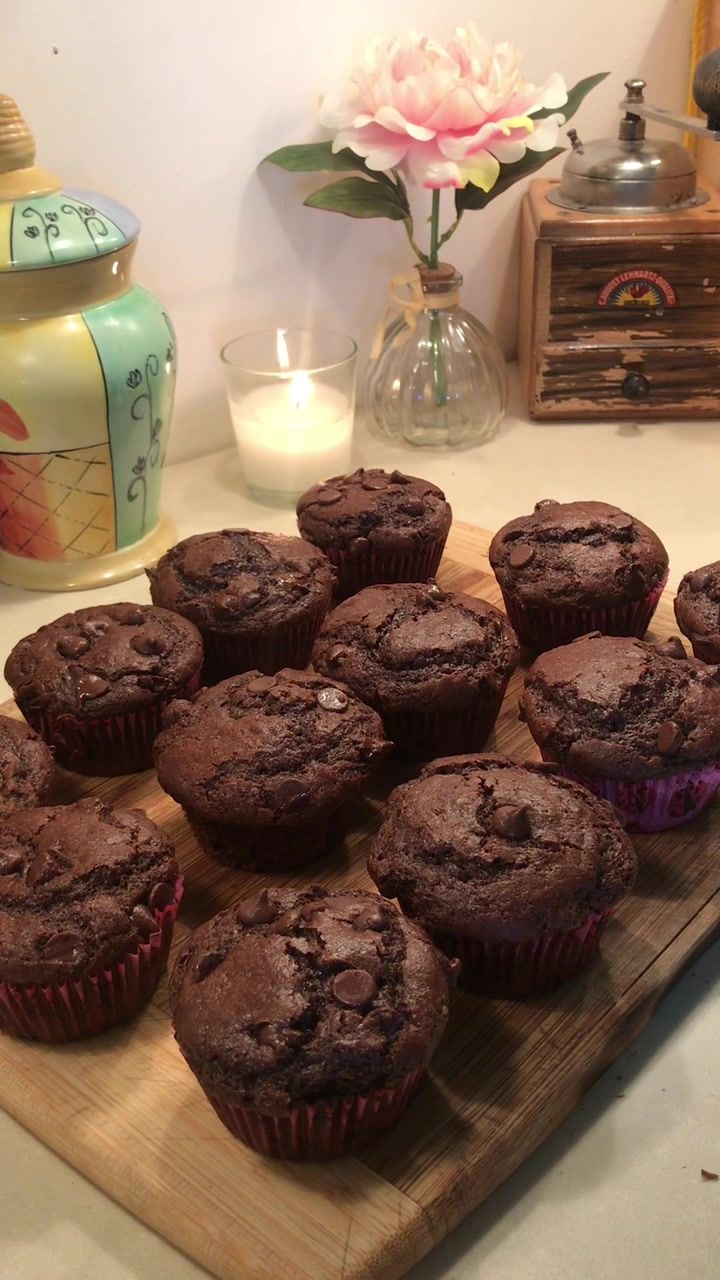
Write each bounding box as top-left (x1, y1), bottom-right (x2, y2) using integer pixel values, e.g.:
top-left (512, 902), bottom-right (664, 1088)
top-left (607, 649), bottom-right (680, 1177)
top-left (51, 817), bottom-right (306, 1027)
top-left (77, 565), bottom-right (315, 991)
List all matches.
top-left (229, 372), bottom-right (353, 497)
top-left (221, 329), bottom-right (357, 501)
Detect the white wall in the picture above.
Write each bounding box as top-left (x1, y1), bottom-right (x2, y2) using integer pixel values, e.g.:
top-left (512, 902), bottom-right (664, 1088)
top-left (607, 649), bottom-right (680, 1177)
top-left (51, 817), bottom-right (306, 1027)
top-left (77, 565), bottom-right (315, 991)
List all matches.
top-left (3, 0), bottom-right (694, 461)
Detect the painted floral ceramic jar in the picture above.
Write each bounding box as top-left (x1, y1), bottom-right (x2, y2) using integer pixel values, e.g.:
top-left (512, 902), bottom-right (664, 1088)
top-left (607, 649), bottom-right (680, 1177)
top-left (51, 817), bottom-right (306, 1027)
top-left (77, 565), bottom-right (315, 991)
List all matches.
top-left (0, 95), bottom-right (175, 590)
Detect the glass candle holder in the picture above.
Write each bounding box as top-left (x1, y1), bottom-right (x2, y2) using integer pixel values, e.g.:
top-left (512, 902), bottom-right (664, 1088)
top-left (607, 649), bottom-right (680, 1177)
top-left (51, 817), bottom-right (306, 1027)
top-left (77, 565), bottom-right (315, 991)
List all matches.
top-left (220, 329), bottom-right (357, 503)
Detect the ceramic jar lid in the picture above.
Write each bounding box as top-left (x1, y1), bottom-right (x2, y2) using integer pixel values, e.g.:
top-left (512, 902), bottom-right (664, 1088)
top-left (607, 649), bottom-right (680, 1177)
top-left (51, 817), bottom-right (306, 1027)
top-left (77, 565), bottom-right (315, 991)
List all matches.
top-left (0, 95), bottom-right (139, 271)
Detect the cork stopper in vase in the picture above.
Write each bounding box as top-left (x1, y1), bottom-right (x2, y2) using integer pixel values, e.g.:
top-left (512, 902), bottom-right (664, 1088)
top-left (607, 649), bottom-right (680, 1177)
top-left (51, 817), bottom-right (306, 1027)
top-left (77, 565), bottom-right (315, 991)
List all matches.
top-left (0, 94), bottom-right (60, 199)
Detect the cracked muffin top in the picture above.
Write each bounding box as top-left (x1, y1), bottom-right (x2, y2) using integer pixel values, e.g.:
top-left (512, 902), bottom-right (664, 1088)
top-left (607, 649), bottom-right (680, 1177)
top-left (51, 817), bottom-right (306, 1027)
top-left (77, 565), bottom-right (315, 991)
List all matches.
top-left (147, 529), bottom-right (335, 635)
top-left (521, 633), bottom-right (720, 779)
top-left (4, 603), bottom-right (203, 718)
top-left (296, 467), bottom-right (452, 555)
top-left (0, 798), bottom-right (179, 985)
top-left (153, 668), bottom-right (391, 825)
top-left (169, 886), bottom-right (450, 1110)
top-left (312, 581), bottom-right (519, 712)
top-left (367, 755), bottom-right (636, 942)
top-left (0, 715), bottom-right (54, 817)
top-left (674, 561), bottom-right (720, 663)
top-left (489, 500), bottom-right (668, 608)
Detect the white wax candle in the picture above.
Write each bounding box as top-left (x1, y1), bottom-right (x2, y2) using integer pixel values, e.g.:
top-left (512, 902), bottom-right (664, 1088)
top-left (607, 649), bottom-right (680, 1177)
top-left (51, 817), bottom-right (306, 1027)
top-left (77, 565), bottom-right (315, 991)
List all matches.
top-left (229, 372), bottom-right (354, 496)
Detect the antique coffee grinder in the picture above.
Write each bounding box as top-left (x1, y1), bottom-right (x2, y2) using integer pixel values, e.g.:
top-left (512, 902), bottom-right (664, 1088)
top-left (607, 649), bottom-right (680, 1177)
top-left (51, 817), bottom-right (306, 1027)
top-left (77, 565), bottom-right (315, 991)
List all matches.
top-left (519, 59), bottom-right (720, 419)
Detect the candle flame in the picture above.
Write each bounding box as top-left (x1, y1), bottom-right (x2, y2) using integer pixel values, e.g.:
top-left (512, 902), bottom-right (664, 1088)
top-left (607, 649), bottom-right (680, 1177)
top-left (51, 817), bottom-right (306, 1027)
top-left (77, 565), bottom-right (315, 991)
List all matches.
top-left (290, 371), bottom-right (313, 412)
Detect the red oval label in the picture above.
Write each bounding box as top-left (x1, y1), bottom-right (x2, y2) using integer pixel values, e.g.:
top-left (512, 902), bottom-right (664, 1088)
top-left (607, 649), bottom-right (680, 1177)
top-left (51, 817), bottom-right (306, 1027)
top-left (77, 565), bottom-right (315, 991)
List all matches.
top-left (597, 269), bottom-right (676, 309)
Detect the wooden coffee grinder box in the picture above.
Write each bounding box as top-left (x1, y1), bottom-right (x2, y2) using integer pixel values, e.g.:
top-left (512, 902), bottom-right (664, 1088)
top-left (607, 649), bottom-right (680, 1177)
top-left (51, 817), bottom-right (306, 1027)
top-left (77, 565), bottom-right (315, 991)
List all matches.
top-left (519, 77), bottom-right (720, 419)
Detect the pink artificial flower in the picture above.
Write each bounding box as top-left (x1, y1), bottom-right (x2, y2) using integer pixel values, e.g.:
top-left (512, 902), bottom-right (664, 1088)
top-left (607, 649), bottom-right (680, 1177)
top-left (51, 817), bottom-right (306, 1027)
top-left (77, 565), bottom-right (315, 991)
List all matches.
top-left (320, 26), bottom-right (568, 190)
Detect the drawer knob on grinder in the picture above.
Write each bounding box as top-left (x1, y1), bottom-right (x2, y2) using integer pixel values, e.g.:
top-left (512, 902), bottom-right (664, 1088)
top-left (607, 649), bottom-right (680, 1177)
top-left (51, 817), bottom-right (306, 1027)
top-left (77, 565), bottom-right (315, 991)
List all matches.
top-left (622, 371), bottom-right (650, 400)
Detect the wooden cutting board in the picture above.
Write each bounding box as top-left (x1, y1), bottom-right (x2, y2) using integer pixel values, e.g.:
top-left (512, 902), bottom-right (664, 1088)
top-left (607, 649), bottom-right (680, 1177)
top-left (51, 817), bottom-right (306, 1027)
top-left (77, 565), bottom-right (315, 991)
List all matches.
top-left (1, 522), bottom-right (719, 1280)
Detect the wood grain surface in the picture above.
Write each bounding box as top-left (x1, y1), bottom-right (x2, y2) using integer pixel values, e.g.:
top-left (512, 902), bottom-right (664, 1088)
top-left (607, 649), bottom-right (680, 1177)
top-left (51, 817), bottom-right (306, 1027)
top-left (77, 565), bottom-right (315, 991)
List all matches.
top-left (1, 522), bottom-right (718, 1280)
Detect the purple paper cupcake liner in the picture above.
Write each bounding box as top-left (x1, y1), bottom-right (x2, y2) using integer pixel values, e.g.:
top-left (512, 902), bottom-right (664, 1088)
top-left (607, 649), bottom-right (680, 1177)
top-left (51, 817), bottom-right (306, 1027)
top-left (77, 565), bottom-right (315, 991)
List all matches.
top-left (327, 535), bottom-right (448, 600)
top-left (201, 602), bottom-right (330, 683)
top-left (539, 752), bottom-right (720, 833)
top-left (500, 573), bottom-right (668, 653)
top-left (187, 811), bottom-right (339, 872)
top-left (19, 671), bottom-right (202, 776)
top-left (382, 686), bottom-right (507, 758)
top-left (0, 877), bottom-right (183, 1043)
top-left (204, 1067), bottom-right (424, 1160)
top-left (420, 910), bottom-right (610, 997)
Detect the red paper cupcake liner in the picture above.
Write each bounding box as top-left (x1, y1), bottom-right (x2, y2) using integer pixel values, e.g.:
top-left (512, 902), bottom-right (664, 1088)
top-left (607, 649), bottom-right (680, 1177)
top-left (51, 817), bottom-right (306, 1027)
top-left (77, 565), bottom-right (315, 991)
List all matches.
top-left (422, 910), bottom-right (610, 997)
top-left (201, 602), bottom-right (330, 683)
top-left (0, 878), bottom-right (183, 1043)
top-left (187, 810), bottom-right (339, 872)
top-left (383, 686), bottom-right (507, 758)
top-left (499, 573), bottom-right (668, 653)
top-left (539, 753), bottom-right (720, 833)
top-left (327, 535), bottom-right (448, 600)
top-left (204, 1067), bottom-right (424, 1160)
top-left (19, 671), bottom-right (202, 776)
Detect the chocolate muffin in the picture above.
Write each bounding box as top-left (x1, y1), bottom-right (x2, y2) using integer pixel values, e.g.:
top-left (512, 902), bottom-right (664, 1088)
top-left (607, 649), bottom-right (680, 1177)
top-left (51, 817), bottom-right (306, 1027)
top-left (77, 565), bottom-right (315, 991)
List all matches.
top-left (521, 632), bottom-right (720, 831)
top-left (0, 715), bottom-right (54, 817)
top-left (154, 668), bottom-right (391, 870)
top-left (0, 797), bottom-right (181, 1041)
top-left (147, 528), bottom-right (335, 682)
top-left (312, 581), bottom-right (519, 757)
top-left (170, 885), bottom-right (451, 1158)
top-left (674, 561), bottom-right (720, 662)
top-left (296, 467), bottom-right (452, 598)
top-left (5, 603), bottom-right (203, 776)
top-left (368, 754), bottom-right (636, 996)
top-left (489, 499), bottom-right (668, 651)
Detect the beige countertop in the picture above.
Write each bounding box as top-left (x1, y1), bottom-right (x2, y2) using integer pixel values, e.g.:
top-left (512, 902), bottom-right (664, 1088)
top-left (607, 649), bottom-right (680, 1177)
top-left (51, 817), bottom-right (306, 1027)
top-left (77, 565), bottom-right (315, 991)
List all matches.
top-left (1, 379), bottom-right (718, 1280)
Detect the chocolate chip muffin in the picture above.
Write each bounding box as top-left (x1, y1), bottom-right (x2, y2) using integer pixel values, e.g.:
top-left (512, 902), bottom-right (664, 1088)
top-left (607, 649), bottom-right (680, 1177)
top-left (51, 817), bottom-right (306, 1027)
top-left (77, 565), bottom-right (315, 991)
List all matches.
top-left (296, 467), bottom-right (452, 599)
top-left (312, 581), bottom-right (519, 757)
top-left (0, 715), bottom-right (54, 817)
top-left (5, 603), bottom-right (203, 776)
top-left (489, 499), bottom-right (668, 652)
top-left (170, 885), bottom-right (450, 1158)
top-left (521, 632), bottom-right (720, 831)
top-left (154, 669), bottom-right (391, 870)
top-left (674, 561), bottom-right (720, 663)
top-left (368, 754), bottom-right (636, 996)
top-left (147, 529), bottom-right (335, 682)
top-left (0, 797), bottom-right (181, 1042)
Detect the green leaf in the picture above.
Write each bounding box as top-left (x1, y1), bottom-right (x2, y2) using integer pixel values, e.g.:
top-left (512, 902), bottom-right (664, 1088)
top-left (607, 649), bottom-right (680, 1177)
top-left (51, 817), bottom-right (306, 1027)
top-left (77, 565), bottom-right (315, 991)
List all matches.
top-left (533, 71), bottom-right (609, 123)
top-left (303, 177), bottom-right (409, 220)
top-left (262, 141), bottom-right (400, 196)
top-left (263, 142), bottom-right (364, 173)
top-left (455, 146), bottom-right (564, 214)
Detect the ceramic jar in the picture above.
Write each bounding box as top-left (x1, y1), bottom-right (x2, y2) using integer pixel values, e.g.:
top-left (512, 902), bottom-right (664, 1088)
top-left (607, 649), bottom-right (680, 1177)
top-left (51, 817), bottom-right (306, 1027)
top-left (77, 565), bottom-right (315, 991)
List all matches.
top-left (0, 95), bottom-right (176, 590)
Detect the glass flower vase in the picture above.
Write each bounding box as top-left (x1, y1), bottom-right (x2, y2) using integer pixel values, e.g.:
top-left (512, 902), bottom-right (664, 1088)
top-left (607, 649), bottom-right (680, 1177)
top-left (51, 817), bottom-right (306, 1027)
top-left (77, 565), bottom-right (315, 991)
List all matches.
top-left (366, 264), bottom-right (507, 448)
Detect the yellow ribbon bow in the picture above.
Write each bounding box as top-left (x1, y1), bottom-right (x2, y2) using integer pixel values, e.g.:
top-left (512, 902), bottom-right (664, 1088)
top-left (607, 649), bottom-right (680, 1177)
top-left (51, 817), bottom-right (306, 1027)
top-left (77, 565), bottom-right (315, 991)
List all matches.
top-left (369, 266), bottom-right (460, 360)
